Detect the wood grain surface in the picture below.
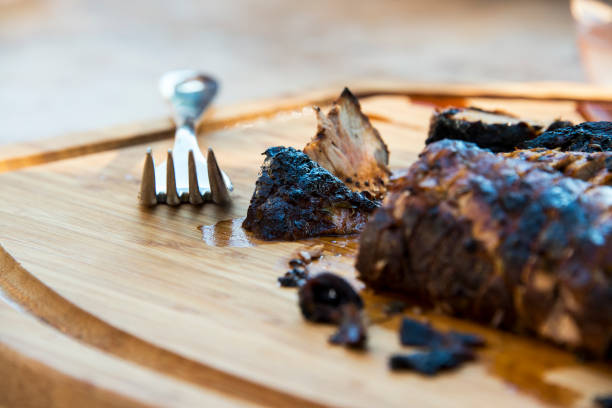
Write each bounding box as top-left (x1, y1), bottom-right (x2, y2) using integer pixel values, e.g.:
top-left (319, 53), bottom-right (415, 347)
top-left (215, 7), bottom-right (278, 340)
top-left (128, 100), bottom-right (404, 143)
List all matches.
top-left (1, 86), bottom-right (611, 407)
top-left (3, 80), bottom-right (612, 172)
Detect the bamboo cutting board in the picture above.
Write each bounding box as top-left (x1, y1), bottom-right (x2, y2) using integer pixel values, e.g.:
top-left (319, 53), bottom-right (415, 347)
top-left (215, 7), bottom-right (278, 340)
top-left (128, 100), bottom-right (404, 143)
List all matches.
top-left (1, 82), bottom-right (612, 408)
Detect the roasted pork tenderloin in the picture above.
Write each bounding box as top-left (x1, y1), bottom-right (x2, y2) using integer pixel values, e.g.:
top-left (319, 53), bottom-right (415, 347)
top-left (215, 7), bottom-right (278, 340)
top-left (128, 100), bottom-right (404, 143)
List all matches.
top-left (356, 139), bottom-right (612, 357)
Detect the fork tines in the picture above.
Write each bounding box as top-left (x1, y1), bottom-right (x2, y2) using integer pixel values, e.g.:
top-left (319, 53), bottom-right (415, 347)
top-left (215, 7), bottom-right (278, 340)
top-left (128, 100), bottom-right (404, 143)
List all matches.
top-left (139, 148), bottom-right (232, 206)
top-left (206, 148), bottom-right (231, 205)
top-left (139, 148), bottom-right (157, 206)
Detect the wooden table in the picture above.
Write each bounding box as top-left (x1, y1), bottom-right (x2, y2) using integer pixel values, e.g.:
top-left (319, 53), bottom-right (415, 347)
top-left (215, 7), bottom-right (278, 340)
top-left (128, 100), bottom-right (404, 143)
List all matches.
top-left (0, 0), bottom-right (582, 144)
top-left (1, 81), bottom-right (612, 408)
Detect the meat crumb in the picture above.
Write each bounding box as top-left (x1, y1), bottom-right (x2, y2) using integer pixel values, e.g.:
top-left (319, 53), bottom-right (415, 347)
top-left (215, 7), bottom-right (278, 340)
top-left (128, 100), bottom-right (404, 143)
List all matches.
top-left (391, 317), bottom-right (485, 375)
top-left (297, 244), bottom-right (324, 263)
top-left (278, 268), bottom-right (308, 287)
top-left (298, 272), bottom-right (367, 349)
top-left (389, 347), bottom-right (475, 375)
top-left (329, 303), bottom-right (367, 349)
top-left (399, 318), bottom-right (485, 349)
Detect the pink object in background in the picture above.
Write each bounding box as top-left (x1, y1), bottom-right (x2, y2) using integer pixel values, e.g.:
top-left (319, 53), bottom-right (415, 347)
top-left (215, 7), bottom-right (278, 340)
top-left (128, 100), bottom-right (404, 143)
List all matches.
top-left (571, 0), bottom-right (612, 121)
top-left (571, 0), bottom-right (612, 84)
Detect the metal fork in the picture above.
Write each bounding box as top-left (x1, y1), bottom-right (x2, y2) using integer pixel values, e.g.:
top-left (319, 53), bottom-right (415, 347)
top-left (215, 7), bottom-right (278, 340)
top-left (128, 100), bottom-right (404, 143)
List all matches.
top-left (139, 70), bottom-right (233, 206)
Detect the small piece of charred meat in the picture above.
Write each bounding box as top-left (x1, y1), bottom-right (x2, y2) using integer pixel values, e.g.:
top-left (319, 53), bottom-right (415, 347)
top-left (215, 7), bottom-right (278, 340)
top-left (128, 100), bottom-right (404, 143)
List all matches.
top-left (522, 121), bottom-right (612, 152)
top-left (356, 139), bottom-right (612, 358)
top-left (503, 148), bottom-right (612, 186)
top-left (596, 395), bottom-right (612, 408)
top-left (391, 318), bottom-right (483, 375)
top-left (399, 317), bottom-right (485, 348)
top-left (299, 272), bottom-right (363, 323)
top-left (278, 267), bottom-right (308, 287)
top-left (389, 348), bottom-right (475, 376)
top-left (304, 88), bottom-right (390, 198)
top-left (299, 272), bottom-right (367, 349)
top-left (426, 107), bottom-right (569, 153)
top-left (242, 147), bottom-right (378, 240)
top-left (399, 318), bottom-right (442, 347)
top-left (329, 303), bottom-right (367, 349)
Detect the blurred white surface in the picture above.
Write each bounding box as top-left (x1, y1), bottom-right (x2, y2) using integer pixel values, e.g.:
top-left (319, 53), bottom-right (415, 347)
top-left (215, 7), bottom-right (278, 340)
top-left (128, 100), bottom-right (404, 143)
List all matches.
top-left (0, 0), bottom-right (583, 144)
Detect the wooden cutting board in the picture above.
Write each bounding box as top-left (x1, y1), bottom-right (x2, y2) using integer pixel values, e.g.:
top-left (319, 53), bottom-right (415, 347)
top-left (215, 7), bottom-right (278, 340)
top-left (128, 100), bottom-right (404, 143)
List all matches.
top-left (1, 81), bottom-right (612, 408)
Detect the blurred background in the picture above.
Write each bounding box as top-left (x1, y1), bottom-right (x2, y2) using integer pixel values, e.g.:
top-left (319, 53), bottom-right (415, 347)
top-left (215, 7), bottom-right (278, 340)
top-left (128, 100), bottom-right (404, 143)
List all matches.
top-left (0, 0), bottom-right (610, 144)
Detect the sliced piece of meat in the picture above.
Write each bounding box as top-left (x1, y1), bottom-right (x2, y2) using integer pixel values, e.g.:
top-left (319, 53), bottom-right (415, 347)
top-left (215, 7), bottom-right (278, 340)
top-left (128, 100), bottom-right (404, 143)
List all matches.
top-left (356, 139), bottom-right (612, 358)
top-left (242, 147), bottom-right (378, 240)
top-left (304, 88), bottom-right (390, 198)
top-left (522, 121), bottom-right (612, 152)
top-left (426, 107), bottom-right (570, 153)
top-left (503, 148), bottom-right (612, 186)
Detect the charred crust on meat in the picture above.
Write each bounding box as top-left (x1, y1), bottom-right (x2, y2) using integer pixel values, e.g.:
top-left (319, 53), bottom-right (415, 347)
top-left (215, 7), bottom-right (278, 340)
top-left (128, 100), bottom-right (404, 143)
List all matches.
top-left (304, 88), bottom-right (390, 198)
top-left (242, 147), bottom-right (378, 240)
top-left (522, 121), bottom-right (612, 152)
top-left (502, 148), bottom-right (612, 186)
top-left (426, 107), bottom-right (569, 153)
top-left (356, 140), bottom-right (612, 357)
top-left (426, 107), bottom-right (539, 152)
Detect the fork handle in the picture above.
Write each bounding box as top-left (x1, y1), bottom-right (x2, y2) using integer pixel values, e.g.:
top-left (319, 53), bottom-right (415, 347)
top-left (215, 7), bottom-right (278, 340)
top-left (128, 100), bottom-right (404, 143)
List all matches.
top-left (173, 122), bottom-right (201, 158)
